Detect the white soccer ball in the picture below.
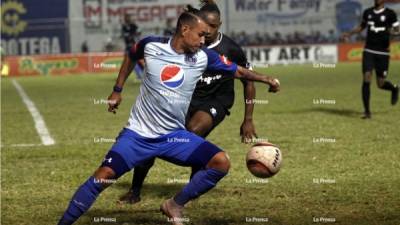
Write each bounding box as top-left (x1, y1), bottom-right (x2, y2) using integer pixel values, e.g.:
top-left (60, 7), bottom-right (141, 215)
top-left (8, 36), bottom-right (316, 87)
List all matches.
top-left (246, 142), bottom-right (282, 178)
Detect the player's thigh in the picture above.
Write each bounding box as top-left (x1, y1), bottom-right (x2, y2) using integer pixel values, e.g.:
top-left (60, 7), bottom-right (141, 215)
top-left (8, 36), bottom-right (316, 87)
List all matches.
top-left (157, 130), bottom-right (223, 169)
top-left (375, 54), bottom-right (390, 86)
top-left (186, 101), bottom-right (227, 137)
top-left (186, 111), bottom-right (213, 137)
top-left (98, 128), bottom-right (159, 179)
top-left (362, 51), bottom-right (374, 81)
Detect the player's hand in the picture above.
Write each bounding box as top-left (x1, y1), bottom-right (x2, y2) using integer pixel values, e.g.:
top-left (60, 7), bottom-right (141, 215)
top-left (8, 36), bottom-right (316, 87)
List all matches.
top-left (268, 78), bottom-right (280, 93)
top-left (108, 92), bottom-right (122, 114)
top-left (240, 119), bottom-right (257, 143)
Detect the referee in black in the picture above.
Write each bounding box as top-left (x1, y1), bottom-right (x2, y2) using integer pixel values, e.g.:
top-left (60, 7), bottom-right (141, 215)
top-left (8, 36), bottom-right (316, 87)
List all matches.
top-left (342, 0), bottom-right (400, 119)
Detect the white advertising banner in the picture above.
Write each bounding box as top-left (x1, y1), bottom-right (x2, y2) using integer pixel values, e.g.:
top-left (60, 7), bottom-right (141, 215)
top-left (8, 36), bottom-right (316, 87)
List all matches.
top-left (243, 44), bottom-right (338, 66)
top-left (226, 0), bottom-right (337, 34)
top-left (225, 0), bottom-right (400, 35)
top-left (69, 0), bottom-right (198, 52)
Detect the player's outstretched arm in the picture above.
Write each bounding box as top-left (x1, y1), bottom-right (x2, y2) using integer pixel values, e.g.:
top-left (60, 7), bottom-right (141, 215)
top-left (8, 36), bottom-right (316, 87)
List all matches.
top-left (107, 54), bottom-right (136, 114)
top-left (240, 79), bottom-right (257, 143)
top-left (341, 25), bottom-right (365, 41)
top-left (391, 26), bottom-right (400, 36)
top-left (234, 66), bottom-right (280, 93)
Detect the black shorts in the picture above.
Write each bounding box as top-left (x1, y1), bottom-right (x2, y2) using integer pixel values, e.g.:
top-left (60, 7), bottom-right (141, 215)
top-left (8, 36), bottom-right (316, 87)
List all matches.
top-left (187, 99), bottom-right (230, 130)
top-left (362, 50), bottom-right (390, 78)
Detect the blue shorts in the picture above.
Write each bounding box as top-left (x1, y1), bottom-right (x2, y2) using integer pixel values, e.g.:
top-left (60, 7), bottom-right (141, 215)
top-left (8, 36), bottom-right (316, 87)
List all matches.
top-left (100, 128), bottom-right (222, 177)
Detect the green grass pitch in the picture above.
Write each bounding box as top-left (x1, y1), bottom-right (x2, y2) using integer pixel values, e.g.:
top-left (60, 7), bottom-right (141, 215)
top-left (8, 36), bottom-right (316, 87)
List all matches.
top-left (1, 62), bottom-right (400, 225)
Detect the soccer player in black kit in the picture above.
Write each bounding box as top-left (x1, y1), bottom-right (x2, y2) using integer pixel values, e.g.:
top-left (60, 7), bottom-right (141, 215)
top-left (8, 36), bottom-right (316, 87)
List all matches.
top-left (342, 0), bottom-right (400, 119)
top-left (118, 0), bottom-right (260, 204)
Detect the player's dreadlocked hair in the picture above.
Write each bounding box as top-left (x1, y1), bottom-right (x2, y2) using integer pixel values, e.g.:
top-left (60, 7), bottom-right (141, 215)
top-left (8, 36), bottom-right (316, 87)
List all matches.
top-left (199, 0), bottom-right (220, 16)
top-left (175, 4), bottom-right (208, 33)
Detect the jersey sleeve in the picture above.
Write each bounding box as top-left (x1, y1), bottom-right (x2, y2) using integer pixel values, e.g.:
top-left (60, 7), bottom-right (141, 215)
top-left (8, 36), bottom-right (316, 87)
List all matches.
top-left (128, 36), bottom-right (162, 61)
top-left (203, 48), bottom-right (238, 75)
top-left (360, 9), bottom-right (368, 29)
top-left (231, 45), bottom-right (251, 69)
top-left (389, 10), bottom-right (399, 27)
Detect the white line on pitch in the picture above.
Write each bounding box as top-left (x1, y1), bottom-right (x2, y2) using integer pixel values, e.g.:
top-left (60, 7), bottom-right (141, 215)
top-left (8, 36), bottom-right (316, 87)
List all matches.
top-left (9, 143), bottom-right (44, 148)
top-left (11, 79), bottom-right (55, 146)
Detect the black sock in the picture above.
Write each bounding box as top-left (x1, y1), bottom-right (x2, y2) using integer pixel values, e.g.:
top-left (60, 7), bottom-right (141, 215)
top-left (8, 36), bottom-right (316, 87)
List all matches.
top-left (381, 81), bottom-right (396, 92)
top-left (131, 158), bottom-right (155, 197)
top-left (362, 82), bottom-right (371, 114)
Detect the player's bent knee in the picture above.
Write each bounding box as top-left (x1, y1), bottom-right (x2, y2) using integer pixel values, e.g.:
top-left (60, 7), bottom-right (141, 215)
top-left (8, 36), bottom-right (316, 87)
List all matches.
top-left (92, 166), bottom-right (116, 188)
top-left (376, 78), bottom-right (385, 88)
top-left (94, 166), bottom-right (115, 179)
top-left (363, 72), bottom-right (372, 82)
top-left (207, 152), bottom-right (230, 173)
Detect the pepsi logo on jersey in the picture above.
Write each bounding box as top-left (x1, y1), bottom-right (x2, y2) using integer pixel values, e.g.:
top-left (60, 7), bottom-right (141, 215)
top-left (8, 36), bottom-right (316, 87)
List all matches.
top-left (160, 64), bottom-right (185, 89)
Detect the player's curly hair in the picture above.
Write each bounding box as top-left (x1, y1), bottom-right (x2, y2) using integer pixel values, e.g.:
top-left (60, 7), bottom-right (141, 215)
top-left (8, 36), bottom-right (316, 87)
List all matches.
top-left (199, 0), bottom-right (220, 16)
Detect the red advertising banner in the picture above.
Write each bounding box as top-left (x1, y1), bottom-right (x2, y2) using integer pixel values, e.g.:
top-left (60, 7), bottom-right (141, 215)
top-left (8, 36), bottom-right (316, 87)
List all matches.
top-left (338, 42), bottom-right (400, 62)
top-left (2, 52), bottom-right (123, 77)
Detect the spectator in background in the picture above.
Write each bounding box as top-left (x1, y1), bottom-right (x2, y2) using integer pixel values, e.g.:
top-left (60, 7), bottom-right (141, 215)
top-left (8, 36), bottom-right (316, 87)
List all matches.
top-left (104, 37), bottom-right (117, 52)
top-left (121, 14), bottom-right (140, 51)
top-left (81, 41), bottom-right (89, 53)
top-left (163, 18), bottom-right (175, 36)
top-left (327, 30), bottom-right (338, 43)
top-left (271, 32), bottom-right (285, 45)
top-left (121, 13), bottom-right (143, 81)
top-left (253, 31), bottom-right (264, 45)
top-left (237, 31), bottom-right (249, 46)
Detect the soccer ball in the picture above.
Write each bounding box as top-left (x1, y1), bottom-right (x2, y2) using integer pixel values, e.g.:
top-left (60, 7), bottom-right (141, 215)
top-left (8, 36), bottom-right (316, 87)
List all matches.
top-left (246, 142), bottom-right (282, 178)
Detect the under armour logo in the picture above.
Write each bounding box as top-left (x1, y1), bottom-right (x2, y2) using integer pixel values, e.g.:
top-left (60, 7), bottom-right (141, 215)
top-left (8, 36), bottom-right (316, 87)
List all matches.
top-left (210, 108), bottom-right (217, 117)
top-left (103, 157), bottom-right (112, 163)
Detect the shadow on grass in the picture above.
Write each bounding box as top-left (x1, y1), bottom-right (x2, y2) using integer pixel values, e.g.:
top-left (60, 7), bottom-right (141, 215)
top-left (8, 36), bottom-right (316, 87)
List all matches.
top-left (82, 208), bottom-right (249, 225)
top-left (273, 107), bottom-right (390, 118)
top-left (113, 182), bottom-right (185, 199)
top-left (310, 107), bottom-right (361, 118)
top-left (82, 207), bottom-right (165, 225)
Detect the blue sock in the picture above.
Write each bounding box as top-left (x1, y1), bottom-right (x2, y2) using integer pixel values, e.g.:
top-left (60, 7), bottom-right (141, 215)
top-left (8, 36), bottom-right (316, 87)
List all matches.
top-left (174, 168), bottom-right (227, 206)
top-left (58, 176), bottom-right (103, 225)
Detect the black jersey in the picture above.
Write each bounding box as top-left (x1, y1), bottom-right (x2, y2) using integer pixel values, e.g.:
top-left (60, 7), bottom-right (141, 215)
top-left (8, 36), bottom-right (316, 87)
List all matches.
top-left (122, 23), bottom-right (139, 47)
top-left (361, 7), bottom-right (399, 53)
top-left (191, 33), bottom-right (249, 109)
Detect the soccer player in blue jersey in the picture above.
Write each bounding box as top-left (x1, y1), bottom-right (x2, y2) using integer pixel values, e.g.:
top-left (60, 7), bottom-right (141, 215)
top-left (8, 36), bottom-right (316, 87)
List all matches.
top-left (119, 0), bottom-right (260, 205)
top-left (57, 7), bottom-right (280, 225)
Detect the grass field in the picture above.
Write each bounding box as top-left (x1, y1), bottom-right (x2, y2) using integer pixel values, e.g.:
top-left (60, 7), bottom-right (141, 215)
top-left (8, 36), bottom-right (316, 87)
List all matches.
top-left (1, 62), bottom-right (400, 225)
